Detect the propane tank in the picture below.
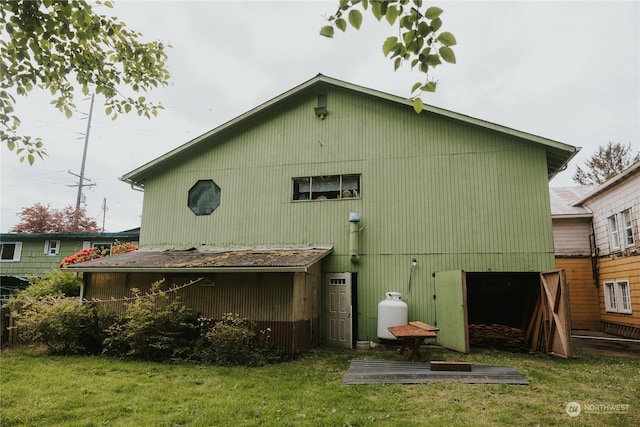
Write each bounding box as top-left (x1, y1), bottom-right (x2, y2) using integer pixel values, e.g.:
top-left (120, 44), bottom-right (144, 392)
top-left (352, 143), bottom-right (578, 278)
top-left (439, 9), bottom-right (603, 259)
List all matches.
top-left (377, 291), bottom-right (408, 340)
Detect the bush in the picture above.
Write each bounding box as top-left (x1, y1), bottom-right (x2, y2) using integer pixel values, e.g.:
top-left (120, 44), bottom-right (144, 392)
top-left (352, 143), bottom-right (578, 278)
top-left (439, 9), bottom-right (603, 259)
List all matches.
top-left (16, 270), bottom-right (82, 300)
top-left (196, 313), bottom-right (288, 366)
top-left (103, 281), bottom-right (197, 361)
top-left (13, 297), bottom-right (111, 355)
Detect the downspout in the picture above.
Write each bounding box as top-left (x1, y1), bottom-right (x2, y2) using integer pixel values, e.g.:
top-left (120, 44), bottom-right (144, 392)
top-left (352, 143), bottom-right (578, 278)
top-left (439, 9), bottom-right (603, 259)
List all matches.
top-left (589, 220), bottom-right (599, 287)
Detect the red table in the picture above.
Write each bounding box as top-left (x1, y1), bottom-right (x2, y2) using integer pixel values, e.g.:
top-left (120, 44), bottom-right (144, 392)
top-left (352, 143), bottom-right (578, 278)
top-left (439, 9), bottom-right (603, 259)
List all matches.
top-left (388, 322), bottom-right (439, 362)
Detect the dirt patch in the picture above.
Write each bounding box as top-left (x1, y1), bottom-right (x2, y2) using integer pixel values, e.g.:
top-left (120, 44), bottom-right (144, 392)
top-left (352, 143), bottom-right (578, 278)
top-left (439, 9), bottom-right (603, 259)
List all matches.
top-left (572, 331), bottom-right (640, 358)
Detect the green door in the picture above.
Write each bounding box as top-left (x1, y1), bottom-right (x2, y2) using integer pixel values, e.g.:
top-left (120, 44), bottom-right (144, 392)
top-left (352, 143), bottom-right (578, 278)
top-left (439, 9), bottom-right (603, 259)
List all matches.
top-left (435, 270), bottom-right (469, 353)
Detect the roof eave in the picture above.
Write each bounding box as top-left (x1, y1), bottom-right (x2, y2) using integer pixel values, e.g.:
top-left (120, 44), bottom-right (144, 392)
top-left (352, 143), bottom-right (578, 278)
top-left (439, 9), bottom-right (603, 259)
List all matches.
top-left (62, 266), bottom-right (310, 274)
top-left (551, 213), bottom-right (593, 220)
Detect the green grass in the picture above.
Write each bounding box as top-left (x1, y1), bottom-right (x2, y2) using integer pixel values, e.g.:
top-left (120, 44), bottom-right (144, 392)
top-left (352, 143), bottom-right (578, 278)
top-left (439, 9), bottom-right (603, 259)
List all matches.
top-left (1, 345), bottom-right (638, 426)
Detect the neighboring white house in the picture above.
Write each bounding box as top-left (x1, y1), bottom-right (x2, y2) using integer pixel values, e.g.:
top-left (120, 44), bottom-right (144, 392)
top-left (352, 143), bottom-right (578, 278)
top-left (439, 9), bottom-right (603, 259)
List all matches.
top-left (550, 161), bottom-right (639, 338)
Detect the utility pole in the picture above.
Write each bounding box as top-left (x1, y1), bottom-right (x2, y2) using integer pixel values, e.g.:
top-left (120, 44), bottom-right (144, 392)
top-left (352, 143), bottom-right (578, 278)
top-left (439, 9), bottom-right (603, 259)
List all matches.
top-left (68, 94), bottom-right (97, 211)
top-left (101, 198), bottom-right (108, 233)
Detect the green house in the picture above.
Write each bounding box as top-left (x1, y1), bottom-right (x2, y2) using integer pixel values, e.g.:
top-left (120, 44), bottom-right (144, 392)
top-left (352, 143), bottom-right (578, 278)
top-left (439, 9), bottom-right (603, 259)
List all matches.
top-left (1, 230), bottom-right (139, 297)
top-left (65, 75), bottom-right (578, 353)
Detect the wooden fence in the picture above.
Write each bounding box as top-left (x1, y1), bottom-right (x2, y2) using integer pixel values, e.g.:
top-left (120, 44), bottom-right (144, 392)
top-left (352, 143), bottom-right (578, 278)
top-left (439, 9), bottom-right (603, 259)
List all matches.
top-left (1, 303), bottom-right (24, 347)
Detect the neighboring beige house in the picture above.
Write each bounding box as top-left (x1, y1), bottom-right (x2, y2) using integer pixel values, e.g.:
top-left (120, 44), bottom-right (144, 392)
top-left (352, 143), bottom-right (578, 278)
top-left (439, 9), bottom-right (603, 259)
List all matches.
top-left (550, 160), bottom-right (640, 339)
top-left (550, 186), bottom-right (600, 330)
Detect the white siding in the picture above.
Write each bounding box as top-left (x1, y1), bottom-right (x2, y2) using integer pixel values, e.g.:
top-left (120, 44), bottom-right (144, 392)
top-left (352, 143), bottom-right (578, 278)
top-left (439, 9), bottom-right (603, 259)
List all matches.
top-left (552, 218), bottom-right (592, 256)
top-left (585, 174), bottom-right (640, 256)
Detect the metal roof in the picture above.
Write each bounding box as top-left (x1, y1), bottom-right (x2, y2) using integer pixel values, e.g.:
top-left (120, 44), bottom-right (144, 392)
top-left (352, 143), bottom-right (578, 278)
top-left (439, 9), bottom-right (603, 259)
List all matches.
top-left (62, 246), bottom-right (333, 273)
top-left (549, 186), bottom-right (594, 218)
top-left (120, 74), bottom-right (578, 187)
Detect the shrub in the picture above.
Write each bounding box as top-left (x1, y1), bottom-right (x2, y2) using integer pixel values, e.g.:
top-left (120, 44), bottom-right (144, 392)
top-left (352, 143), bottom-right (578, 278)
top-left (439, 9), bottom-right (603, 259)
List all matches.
top-left (103, 281), bottom-right (197, 361)
top-left (16, 270), bottom-right (82, 300)
top-left (198, 313), bottom-right (288, 366)
top-left (13, 297), bottom-right (111, 355)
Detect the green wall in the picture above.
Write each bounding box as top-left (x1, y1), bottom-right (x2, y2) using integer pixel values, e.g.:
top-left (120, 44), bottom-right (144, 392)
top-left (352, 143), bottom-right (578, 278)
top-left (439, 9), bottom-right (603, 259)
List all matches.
top-left (1, 235), bottom-right (138, 278)
top-left (137, 87), bottom-right (555, 340)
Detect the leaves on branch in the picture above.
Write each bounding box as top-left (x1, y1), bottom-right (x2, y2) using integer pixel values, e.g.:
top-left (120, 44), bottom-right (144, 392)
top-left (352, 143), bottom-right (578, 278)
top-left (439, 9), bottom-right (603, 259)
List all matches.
top-left (1, 0), bottom-right (171, 164)
top-left (322, 0), bottom-right (457, 112)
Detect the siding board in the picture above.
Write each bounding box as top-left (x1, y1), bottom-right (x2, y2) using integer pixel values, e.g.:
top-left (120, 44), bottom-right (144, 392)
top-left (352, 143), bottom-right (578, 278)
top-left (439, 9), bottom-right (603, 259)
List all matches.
top-left (136, 86), bottom-right (558, 340)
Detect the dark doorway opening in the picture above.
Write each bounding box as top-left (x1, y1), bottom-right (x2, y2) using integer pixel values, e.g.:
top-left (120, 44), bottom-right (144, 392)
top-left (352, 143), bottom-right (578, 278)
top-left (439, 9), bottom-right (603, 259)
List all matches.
top-left (466, 272), bottom-right (540, 352)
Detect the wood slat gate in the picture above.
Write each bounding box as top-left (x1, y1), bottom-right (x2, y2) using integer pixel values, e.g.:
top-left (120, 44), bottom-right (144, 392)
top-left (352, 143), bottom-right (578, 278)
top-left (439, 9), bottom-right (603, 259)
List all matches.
top-left (525, 270), bottom-right (573, 358)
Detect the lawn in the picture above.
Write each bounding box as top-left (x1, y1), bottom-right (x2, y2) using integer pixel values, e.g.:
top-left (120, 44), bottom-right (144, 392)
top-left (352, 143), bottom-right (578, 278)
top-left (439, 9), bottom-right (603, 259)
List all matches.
top-left (1, 345), bottom-right (638, 426)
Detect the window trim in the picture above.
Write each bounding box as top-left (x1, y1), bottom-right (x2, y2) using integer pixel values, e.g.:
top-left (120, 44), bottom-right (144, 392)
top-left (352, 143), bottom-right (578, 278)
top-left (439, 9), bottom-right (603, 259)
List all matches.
top-left (603, 279), bottom-right (632, 314)
top-left (607, 214), bottom-right (620, 250)
top-left (0, 242), bottom-right (23, 262)
top-left (292, 174), bottom-right (361, 202)
top-left (44, 240), bottom-right (61, 256)
top-left (616, 279), bottom-right (632, 314)
top-left (603, 281), bottom-right (617, 312)
top-left (621, 209), bottom-right (635, 248)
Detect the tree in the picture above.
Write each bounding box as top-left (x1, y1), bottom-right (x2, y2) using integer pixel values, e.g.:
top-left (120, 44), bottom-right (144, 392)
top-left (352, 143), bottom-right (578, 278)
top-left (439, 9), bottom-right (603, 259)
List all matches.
top-left (321, 0), bottom-right (456, 113)
top-left (10, 203), bottom-right (99, 233)
top-left (1, 0), bottom-right (170, 164)
top-left (573, 142), bottom-right (640, 185)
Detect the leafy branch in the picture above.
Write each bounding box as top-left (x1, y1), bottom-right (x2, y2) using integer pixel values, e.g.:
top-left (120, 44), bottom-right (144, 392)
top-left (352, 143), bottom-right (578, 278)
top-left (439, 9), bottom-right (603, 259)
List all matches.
top-left (0, 0), bottom-right (171, 164)
top-left (321, 0), bottom-right (456, 112)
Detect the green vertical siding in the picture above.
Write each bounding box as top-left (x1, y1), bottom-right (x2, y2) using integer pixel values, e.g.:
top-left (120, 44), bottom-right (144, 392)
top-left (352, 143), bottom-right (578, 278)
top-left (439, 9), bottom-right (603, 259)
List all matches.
top-left (138, 87), bottom-right (556, 340)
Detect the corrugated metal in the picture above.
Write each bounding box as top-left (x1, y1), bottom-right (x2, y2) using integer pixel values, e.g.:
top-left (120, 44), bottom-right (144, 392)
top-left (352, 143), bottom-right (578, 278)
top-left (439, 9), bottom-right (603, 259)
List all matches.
top-left (134, 86), bottom-right (557, 341)
top-left (84, 271), bottom-right (321, 352)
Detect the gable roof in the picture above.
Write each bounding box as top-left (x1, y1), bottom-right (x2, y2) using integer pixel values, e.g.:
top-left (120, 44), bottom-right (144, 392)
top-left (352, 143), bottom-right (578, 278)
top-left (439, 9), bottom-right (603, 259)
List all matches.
top-left (572, 160), bottom-right (640, 205)
top-left (120, 74), bottom-right (578, 188)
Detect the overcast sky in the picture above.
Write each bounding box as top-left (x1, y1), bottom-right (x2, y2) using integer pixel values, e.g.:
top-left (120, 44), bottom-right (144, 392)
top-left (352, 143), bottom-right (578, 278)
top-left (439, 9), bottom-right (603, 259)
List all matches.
top-left (1, 1), bottom-right (639, 233)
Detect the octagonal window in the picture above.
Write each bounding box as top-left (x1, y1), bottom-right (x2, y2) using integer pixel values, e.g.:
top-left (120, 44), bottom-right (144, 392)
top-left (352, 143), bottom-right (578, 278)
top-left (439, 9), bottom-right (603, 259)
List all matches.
top-left (188, 180), bottom-right (221, 215)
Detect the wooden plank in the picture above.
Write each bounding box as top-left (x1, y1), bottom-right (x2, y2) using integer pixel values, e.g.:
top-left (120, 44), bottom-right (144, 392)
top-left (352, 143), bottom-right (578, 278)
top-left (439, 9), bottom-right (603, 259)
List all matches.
top-left (409, 321), bottom-right (440, 332)
top-left (430, 361), bottom-right (472, 371)
top-left (540, 270), bottom-right (573, 358)
top-left (388, 324), bottom-right (437, 338)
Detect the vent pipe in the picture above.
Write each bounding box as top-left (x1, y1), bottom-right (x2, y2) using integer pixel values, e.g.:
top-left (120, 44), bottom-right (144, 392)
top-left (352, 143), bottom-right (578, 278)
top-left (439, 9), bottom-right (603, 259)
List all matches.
top-left (349, 211), bottom-right (361, 263)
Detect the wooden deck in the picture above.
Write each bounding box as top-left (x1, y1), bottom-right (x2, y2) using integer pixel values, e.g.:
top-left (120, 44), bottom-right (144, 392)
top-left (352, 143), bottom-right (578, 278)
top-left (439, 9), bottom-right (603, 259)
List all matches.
top-left (342, 359), bottom-right (529, 385)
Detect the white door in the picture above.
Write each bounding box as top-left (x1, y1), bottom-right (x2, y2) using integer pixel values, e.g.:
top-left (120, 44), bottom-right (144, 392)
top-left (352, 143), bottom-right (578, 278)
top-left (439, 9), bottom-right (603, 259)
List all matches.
top-left (325, 273), bottom-right (352, 349)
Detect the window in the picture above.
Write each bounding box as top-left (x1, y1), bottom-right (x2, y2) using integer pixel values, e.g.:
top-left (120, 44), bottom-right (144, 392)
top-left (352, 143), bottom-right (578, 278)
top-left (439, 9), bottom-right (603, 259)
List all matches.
top-left (603, 281), bottom-right (617, 312)
top-left (608, 215), bottom-right (620, 250)
top-left (44, 240), bottom-right (60, 256)
top-left (0, 242), bottom-right (22, 262)
top-left (622, 209), bottom-right (634, 247)
top-left (188, 179), bottom-right (221, 215)
top-left (292, 174), bottom-right (361, 201)
top-left (603, 279), bottom-right (632, 314)
top-left (92, 242), bottom-right (112, 256)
